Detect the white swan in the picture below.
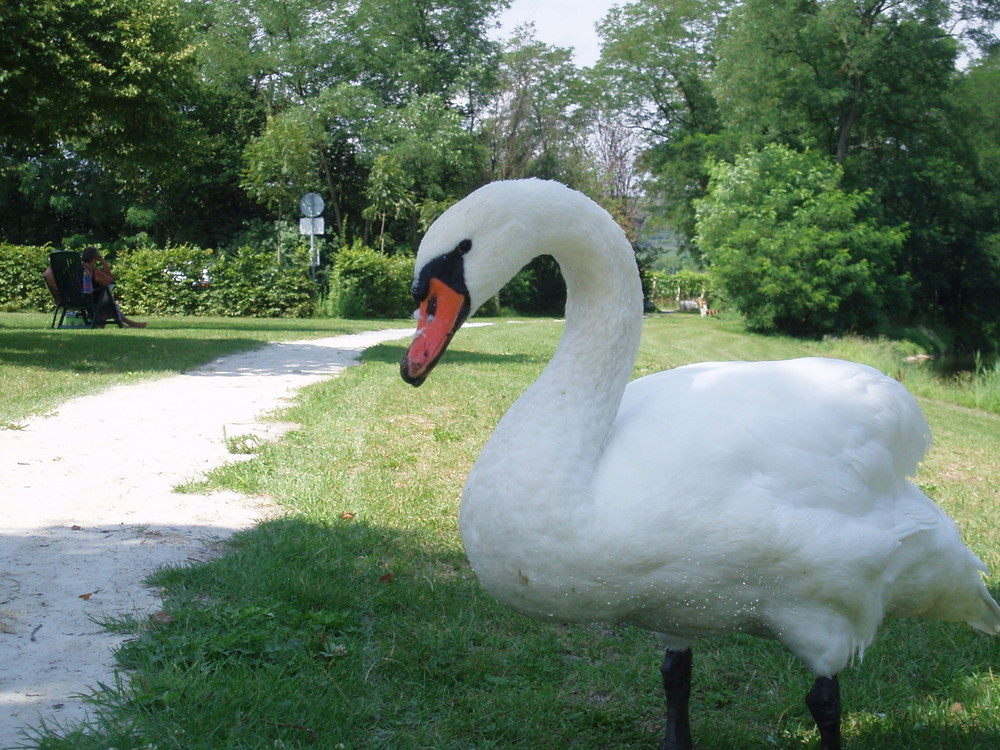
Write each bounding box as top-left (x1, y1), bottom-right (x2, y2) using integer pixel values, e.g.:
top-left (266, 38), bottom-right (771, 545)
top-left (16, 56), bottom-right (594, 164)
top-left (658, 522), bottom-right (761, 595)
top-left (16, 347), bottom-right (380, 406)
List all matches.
top-left (400, 179), bottom-right (1000, 750)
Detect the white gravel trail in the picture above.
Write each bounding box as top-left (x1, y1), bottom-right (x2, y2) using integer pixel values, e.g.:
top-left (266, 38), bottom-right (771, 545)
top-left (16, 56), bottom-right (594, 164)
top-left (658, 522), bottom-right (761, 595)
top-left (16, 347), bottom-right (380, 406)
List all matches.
top-left (0, 328), bottom-right (413, 747)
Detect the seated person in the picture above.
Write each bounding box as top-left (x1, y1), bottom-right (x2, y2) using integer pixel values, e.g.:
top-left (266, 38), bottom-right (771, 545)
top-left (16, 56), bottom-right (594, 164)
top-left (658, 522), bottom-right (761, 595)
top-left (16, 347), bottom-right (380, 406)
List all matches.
top-left (42, 265), bottom-right (60, 304)
top-left (81, 247), bottom-right (147, 329)
top-left (42, 248), bottom-right (147, 328)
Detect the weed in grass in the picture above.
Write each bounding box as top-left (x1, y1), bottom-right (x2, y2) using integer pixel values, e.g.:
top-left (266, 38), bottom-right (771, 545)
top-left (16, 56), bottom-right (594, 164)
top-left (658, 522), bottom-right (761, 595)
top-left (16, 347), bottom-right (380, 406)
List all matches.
top-left (224, 429), bottom-right (263, 455)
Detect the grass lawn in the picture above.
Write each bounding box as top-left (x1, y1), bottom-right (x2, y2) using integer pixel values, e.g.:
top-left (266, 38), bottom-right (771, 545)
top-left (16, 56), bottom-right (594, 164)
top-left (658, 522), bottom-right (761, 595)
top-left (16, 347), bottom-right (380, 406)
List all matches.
top-left (0, 312), bottom-right (413, 428)
top-left (10, 312), bottom-right (1000, 750)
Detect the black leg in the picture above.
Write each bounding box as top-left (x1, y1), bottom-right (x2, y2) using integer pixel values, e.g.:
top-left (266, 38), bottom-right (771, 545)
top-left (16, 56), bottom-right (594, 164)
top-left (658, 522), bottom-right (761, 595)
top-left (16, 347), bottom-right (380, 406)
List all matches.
top-left (805, 675), bottom-right (841, 750)
top-left (660, 648), bottom-right (693, 750)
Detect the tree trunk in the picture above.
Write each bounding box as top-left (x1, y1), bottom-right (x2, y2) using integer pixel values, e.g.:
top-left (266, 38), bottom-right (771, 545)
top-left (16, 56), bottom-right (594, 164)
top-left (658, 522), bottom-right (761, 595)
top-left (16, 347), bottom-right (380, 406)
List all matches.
top-left (836, 76), bottom-right (862, 165)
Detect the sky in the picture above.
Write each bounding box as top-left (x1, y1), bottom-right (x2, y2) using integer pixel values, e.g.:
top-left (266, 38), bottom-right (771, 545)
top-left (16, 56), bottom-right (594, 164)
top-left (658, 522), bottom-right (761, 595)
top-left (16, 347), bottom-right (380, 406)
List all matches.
top-left (491, 0), bottom-right (619, 68)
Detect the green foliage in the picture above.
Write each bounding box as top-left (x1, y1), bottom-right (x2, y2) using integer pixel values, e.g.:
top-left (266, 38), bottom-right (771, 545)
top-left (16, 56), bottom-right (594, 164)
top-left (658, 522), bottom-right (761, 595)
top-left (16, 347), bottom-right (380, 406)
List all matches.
top-left (0, 0), bottom-right (195, 149)
top-left (325, 240), bottom-right (414, 318)
top-left (361, 94), bottom-right (483, 245)
top-left (595, 0), bottom-right (1000, 350)
top-left (479, 25), bottom-right (596, 187)
top-left (645, 269), bottom-right (713, 310)
top-left (0, 243), bottom-right (315, 318)
top-left (111, 244), bottom-right (315, 318)
top-left (106, 246), bottom-right (212, 316)
top-left (206, 245), bottom-right (316, 318)
top-left (595, 0), bottom-right (727, 243)
top-left (215, 0), bottom-right (504, 246)
top-left (696, 145), bottom-right (906, 336)
top-left (241, 107), bottom-right (327, 215)
top-left (4, 0), bottom-right (999, 348)
top-left (0, 243), bottom-right (55, 312)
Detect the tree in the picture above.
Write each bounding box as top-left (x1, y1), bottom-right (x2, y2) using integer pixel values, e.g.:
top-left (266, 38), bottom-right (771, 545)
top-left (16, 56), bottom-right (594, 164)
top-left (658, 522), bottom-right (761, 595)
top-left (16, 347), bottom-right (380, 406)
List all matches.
top-left (591, 114), bottom-right (645, 244)
top-left (345, 0), bottom-right (506, 107)
top-left (596, 0), bottom-right (728, 139)
top-left (916, 52), bottom-right (1000, 352)
top-left (480, 25), bottom-right (594, 185)
top-left (0, 0), bottom-right (196, 150)
top-left (696, 145), bottom-right (906, 335)
top-left (242, 106), bottom-right (328, 217)
top-left (0, 0), bottom-right (271, 248)
top-left (594, 0), bottom-right (730, 245)
top-left (361, 94), bottom-right (482, 244)
top-left (228, 0), bottom-right (504, 246)
top-left (712, 0), bottom-right (962, 165)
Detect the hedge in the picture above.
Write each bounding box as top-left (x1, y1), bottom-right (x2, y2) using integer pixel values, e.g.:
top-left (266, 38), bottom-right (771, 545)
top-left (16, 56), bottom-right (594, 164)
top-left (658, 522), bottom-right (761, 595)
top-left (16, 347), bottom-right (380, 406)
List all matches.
top-left (646, 269), bottom-right (714, 310)
top-left (0, 243), bottom-right (56, 312)
top-left (323, 240), bottom-right (414, 319)
top-left (0, 243), bottom-right (316, 318)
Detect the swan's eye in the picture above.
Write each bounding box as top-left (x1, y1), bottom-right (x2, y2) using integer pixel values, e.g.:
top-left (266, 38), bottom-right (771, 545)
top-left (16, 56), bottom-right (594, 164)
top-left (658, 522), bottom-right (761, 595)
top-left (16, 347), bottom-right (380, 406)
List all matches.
top-left (456, 239), bottom-right (472, 255)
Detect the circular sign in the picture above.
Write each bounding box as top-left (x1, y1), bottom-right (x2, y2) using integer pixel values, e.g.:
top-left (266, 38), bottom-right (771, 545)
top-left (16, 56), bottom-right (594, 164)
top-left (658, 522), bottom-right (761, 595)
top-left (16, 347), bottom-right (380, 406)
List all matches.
top-left (299, 192), bottom-right (324, 217)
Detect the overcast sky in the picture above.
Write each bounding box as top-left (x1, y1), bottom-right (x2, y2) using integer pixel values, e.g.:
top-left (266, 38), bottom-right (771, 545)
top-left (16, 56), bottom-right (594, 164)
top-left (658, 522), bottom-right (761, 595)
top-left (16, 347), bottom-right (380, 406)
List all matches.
top-left (491, 0), bottom-right (619, 68)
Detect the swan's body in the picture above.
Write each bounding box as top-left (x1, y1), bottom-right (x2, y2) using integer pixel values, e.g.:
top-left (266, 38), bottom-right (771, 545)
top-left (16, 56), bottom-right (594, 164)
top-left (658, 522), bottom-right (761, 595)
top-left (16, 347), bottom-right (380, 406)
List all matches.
top-left (401, 179), bottom-right (1000, 749)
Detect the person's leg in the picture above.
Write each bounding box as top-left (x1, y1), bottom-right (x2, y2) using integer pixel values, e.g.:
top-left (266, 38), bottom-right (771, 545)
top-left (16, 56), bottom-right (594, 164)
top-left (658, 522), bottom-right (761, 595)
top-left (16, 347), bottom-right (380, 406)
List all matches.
top-left (103, 288), bottom-right (146, 327)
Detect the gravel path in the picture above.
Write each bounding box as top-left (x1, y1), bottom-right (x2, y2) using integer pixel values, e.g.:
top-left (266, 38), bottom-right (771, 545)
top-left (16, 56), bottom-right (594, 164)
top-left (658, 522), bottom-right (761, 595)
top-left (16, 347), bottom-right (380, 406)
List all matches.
top-left (0, 328), bottom-right (413, 747)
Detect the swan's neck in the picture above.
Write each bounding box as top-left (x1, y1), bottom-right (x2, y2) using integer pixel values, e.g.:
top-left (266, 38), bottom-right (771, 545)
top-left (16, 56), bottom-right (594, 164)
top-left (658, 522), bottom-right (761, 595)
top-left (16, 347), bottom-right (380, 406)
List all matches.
top-left (463, 237), bottom-right (643, 520)
top-left (516, 248), bottom-right (643, 458)
top-left (457, 218), bottom-right (643, 620)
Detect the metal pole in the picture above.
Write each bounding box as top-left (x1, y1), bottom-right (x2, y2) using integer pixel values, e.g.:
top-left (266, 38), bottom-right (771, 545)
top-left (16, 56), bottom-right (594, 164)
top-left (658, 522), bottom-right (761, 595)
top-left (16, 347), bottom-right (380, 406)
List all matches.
top-left (309, 230), bottom-right (316, 280)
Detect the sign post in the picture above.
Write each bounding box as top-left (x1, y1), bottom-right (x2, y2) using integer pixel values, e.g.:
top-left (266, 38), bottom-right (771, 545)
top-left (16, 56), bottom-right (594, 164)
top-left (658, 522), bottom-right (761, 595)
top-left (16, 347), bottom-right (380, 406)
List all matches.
top-left (299, 192), bottom-right (325, 278)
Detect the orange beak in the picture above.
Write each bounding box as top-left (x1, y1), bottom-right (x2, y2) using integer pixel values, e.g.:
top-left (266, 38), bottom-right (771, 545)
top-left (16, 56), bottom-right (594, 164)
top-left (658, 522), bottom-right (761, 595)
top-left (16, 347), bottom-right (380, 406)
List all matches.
top-left (400, 278), bottom-right (470, 386)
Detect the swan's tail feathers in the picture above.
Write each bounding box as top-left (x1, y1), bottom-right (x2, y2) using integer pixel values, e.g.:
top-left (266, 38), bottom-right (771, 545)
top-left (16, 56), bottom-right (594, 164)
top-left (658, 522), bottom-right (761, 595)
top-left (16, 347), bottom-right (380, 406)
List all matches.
top-left (968, 589), bottom-right (1000, 636)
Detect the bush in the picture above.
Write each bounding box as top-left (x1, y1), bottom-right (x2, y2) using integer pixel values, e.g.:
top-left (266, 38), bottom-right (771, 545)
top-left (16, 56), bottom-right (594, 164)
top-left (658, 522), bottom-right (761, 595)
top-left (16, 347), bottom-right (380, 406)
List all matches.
top-left (696, 145), bottom-right (906, 336)
top-left (207, 245), bottom-right (315, 318)
top-left (112, 245), bottom-right (216, 316)
top-left (0, 243), bottom-right (56, 312)
top-left (645, 269), bottom-right (713, 310)
top-left (325, 240), bottom-right (413, 318)
top-left (0, 242), bottom-right (317, 318)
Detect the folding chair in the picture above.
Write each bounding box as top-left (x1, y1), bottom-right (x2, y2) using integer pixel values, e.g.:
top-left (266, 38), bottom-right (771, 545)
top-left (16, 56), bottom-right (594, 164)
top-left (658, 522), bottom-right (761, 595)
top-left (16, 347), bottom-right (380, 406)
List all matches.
top-left (46, 251), bottom-right (119, 329)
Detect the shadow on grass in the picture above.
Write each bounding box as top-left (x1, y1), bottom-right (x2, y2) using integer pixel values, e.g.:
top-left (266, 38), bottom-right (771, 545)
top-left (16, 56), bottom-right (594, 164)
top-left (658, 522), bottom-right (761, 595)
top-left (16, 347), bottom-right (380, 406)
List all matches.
top-left (0, 330), bottom-right (266, 376)
top-left (0, 314), bottom-right (415, 379)
top-left (362, 341), bottom-right (548, 370)
top-left (30, 515), bottom-right (1000, 750)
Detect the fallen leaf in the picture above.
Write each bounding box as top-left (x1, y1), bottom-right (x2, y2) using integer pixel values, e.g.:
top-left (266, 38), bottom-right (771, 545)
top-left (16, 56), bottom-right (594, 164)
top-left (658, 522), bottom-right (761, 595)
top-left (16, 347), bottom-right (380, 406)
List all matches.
top-left (70, 525), bottom-right (82, 531)
top-left (340, 511), bottom-right (355, 520)
top-left (380, 572), bottom-right (394, 584)
top-left (78, 592), bottom-right (94, 601)
top-left (951, 702), bottom-right (964, 714)
top-left (150, 610), bottom-right (174, 625)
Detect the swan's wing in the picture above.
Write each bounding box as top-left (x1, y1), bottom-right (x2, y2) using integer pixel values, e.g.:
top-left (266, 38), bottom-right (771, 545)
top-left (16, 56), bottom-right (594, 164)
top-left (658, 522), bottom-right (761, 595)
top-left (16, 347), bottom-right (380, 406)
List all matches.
top-left (607, 357), bottom-right (932, 520)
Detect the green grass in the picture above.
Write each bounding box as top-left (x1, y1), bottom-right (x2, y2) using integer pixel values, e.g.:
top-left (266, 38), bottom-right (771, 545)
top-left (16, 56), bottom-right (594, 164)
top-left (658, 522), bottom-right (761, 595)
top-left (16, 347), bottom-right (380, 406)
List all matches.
top-left (13, 313), bottom-right (1000, 750)
top-left (0, 312), bottom-right (412, 428)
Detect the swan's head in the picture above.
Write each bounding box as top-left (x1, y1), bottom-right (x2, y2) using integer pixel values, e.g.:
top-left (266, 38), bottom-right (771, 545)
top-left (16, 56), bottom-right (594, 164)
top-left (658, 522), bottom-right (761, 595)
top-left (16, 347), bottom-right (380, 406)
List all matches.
top-left (401, 179), bottom-right (596, 386)
top-left (400, 179), bottom-right (636, 386)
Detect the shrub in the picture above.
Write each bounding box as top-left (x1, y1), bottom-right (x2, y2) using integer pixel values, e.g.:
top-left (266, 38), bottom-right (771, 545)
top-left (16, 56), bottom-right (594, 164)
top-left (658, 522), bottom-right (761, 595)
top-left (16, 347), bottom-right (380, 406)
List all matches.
top-left (646, 269), bottom-right (713, 310)
top-left (696, 145), bottom-right (906, 336)
top-left (326, 241), bottom-right (413, 318)
top-left (0, 243), bottom-right (56, 312)
top-left (112, 245), bottom-right (216, 316)
top-left (207, 244), bottom-right (315, 318)
top-left (0, 242), bottom-right (316, 318)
